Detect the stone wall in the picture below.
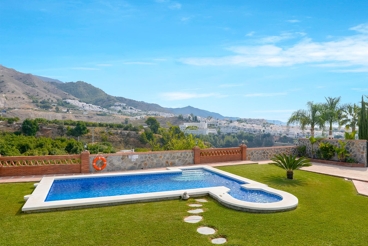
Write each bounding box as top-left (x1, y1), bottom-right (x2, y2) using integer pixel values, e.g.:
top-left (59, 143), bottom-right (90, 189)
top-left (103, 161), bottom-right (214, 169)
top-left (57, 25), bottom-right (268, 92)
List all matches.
top-left (89, 150), bottom-right (194, 173)
top-left (246, 146), bottom-right (297, 161)
top-left (297, 138), bottom-right (367, 165)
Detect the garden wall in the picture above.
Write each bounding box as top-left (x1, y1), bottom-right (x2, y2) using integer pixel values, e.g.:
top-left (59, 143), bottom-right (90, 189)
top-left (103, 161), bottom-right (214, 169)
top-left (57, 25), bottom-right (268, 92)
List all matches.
top-left (297, 138), bottom-right (367, 165)
top-left (89, 150), bottom-right (194, 173)
top-left (246, 146), bottom-right (297, 161)
top-left (0, 152), bottom-right (90, 177)
top-left (3, 140), bottom-right (365, 177)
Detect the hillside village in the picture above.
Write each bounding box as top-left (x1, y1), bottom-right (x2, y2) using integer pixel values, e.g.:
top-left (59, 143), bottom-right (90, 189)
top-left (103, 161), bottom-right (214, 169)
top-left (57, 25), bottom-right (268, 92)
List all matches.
top-left (59, 99), bottom-right (344, 140)
top-left (0, 64), bottom-right (347, 141)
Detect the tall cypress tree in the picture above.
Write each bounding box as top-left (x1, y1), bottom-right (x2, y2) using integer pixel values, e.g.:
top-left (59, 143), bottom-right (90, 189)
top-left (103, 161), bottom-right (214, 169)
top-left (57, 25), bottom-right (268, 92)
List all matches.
top-left (358, 96), bottom-right (368, 140)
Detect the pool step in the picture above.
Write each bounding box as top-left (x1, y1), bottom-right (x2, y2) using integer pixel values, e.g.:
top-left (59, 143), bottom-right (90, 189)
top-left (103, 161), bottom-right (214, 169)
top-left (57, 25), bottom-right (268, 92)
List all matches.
top-left (170, 170), bottom-right (206, 181)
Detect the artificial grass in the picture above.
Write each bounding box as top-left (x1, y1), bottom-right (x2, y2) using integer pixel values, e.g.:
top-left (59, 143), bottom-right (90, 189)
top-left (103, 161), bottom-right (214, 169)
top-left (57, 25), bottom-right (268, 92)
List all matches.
top-left (1, 164), bottom-right (368, 245)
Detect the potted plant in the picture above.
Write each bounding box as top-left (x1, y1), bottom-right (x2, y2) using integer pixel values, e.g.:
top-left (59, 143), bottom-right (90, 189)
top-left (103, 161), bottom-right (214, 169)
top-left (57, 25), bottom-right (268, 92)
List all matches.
top-left (271, 154), bottom-right (312, 180)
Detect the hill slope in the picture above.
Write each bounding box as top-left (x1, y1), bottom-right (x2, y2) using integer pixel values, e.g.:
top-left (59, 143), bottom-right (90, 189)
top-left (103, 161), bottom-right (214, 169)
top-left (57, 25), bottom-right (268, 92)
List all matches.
top-left (0, 65), bottom-right (77, 109)
top-left (52, 80), bottom-right (171, 112)
top-left (0, 65), bottom-right (235, 120)
top-left (167, 106), bottom-right (226, 119)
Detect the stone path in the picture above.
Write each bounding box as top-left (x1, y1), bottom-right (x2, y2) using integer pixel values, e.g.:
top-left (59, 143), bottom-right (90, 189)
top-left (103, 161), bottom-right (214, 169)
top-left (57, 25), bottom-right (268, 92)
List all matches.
top-left (183, 198), bottom-right (227, 244)
top-left (301, 162), bottom-right (368, 196)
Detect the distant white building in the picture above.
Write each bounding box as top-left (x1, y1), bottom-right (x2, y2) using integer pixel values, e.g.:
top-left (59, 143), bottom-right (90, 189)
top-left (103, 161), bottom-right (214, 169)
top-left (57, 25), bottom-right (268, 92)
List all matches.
top-left (179, 122), bottom-right (217, 135)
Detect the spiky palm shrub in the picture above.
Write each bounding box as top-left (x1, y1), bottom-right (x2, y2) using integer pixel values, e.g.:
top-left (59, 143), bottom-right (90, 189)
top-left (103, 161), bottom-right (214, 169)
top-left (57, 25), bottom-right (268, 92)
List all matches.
top-left (271, 154), bottom-right (312, 179)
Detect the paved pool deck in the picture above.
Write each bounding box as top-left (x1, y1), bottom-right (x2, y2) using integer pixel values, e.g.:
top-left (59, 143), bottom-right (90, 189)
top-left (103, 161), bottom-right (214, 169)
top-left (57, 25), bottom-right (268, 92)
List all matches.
top-left (1, 160), bottom-right (368, 196)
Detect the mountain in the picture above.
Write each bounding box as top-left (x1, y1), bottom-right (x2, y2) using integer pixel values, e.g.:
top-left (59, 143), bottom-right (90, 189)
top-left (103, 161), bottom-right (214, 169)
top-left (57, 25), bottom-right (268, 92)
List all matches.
top-left (35, 75), bottom-right (63, 84)
top-left (0, 65), bottom-right (77, 109)
top-left (0, 64), bottom-right (241, 120)
top-left (167, 106), bottom-right (229, 119)
top-left (267, 119), bottom-right (287, 125)
top-left (52, 81), bottom-right (171, 112)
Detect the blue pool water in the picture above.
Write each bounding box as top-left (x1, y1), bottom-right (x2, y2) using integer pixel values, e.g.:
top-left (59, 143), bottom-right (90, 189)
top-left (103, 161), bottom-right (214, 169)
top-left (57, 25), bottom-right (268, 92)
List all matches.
top-left (45, 169), bottom-right (282, 203)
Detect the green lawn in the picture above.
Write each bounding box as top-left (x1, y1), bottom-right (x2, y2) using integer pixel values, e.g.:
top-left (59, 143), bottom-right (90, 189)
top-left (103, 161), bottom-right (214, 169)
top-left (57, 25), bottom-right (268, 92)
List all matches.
top-left (1, 164), bottom-right (368, 245)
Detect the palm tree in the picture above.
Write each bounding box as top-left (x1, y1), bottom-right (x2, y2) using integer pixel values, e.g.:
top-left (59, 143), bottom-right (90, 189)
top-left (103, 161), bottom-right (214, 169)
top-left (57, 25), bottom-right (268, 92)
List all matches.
top-left (287, 101), bottom-right (324, 137)
top-left (339, 103), bottom-right (360, 132)
top-left (271, 154), bottom-right (312, 179)
top-left (321, 97), bottom-right (343, 138)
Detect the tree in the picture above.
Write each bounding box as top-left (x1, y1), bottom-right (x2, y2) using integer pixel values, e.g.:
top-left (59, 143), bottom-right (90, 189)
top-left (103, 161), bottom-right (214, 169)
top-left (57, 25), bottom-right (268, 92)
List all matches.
top-left (339, 103), bottom-right (360, 132)
top-left (65, 139), bottom-right (83, 154)
top-left (287, 101), bottom-right (324, 137)
top-left (358, 96), bottom-right (368, 140)
top-left (68, 121), bottom-right (89, 137)
top-left (145, 117), bottom-right (160, 134)
top-left (321, 96), bottom-right (342, 137)
top-left (271, 154), bottom-right (312, 179)
top-left (21, 119), bottom-right (39, 136)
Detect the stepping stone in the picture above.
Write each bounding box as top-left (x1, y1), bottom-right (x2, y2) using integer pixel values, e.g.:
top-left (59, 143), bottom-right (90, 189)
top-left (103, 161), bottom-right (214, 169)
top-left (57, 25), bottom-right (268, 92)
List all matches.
top-left (197, 226), bottom-right (216, 235)
top-left (211, 238), bottom-right (227, 244)
top-left (184, 215), bottom-right (203, 223)
top-left (188, 204), bottom-right (202, 207)
top-left (195, 199), bottom-right (208, 203)
top-left (188, 209), bottom-right (204, 214)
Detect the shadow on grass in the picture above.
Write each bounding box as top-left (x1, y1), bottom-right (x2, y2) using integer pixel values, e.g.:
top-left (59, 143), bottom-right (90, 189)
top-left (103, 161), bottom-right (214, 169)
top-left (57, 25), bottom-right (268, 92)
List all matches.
top-left (16, 201), bottom-right (26, 215)
top-left (264, 175), bottom-right (307, 187)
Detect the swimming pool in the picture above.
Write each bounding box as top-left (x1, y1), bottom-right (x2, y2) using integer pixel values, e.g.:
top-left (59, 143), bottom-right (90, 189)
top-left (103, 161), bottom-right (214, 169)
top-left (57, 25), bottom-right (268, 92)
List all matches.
top-left (22, 165), bottom-right (298, 213)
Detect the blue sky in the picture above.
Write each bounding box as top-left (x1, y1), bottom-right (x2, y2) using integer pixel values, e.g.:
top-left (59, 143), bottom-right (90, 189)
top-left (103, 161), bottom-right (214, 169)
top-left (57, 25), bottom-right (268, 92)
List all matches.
top-left (1, 0), bottom-right (368, 121)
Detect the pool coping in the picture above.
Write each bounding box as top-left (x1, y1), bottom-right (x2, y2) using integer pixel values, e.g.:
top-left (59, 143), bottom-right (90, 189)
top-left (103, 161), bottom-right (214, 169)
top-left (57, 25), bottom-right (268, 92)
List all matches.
top-left (22, 165), bottom-right (298, 213)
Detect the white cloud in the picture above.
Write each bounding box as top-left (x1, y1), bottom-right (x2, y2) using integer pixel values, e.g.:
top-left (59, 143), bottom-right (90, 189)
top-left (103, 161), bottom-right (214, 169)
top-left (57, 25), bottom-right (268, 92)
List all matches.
top-left (156, 0), bottom-right (181, 10)
top-left (180, 25), bottom-right (368, 70)
top-left (333, 68), bottom-right (368, 73)
top-left (169, 2), bottom-right (181, 9)
top-left (244, 92), bottom-right (287, 97)
top-left (122, 61), bottom-right (155, 65)
top-left (152, 58), bottom-right (167, 62)
top-left (71, 67), bottom-right (99, 70)
top-left (246, 31), bottom-right (255, 37)
top-left (161, 92), bottom-right (224, 100)
top-left (218, 83), bottom-right (244, 88)
top-left (260, 32), bottom-right (296, 43)
top-left (97, 64), bottom-right (112, 67)
top-left (350, 23), bottom-right (368, 34)
top-left (352, 88), bottom-right (368, 92)
top-left (287, 19), bottom-right (300, 23)
top-left (181, 16), bottom-right (191, 22)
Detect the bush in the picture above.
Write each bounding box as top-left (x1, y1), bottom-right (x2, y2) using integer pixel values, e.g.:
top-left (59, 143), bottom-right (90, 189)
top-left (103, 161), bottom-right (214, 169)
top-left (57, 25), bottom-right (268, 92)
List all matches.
top-left (135, 148), bottom-right (151, 152)
top-left (87, 142), bottom-right (115, 154)
top-left (334, 140), bottom-right (350, 162)
top-left (346, 157), bottom-right (357, 163)
top-left (318, 142), bottom-right (335, 160)
top-left (297, 145), bottom-right (307, 157)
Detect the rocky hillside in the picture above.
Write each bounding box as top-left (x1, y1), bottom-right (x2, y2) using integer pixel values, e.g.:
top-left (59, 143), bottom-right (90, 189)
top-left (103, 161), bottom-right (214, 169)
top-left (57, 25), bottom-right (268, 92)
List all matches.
top-left (52, 80), bottom-right (170, 112)
top-left (0, 65), bottom-right (77, 110)
top-left (0, 64), bottom-right (230, 121)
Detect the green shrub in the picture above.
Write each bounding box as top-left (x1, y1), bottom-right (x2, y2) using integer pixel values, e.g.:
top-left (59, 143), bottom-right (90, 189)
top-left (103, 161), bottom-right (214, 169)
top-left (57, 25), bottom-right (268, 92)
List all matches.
top-left (297, 145), bottom-right (307, 157)
top-left (135, 148), bottom-right (151, 152)
top-left (318, 142), bottom-right (335, 160)
top-left (346, 157), bottom-right (357, 163)
top-left (334, 140), bottom-right (350, 162)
